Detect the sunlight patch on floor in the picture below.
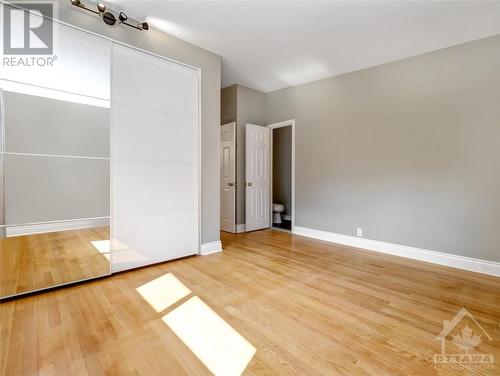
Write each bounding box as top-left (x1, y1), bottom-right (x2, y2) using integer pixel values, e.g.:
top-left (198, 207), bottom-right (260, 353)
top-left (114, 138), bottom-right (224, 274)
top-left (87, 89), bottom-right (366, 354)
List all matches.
top-left (163, 296), bottom-right (256, 376)
top-left (136, 273), bottom-right (191, 313)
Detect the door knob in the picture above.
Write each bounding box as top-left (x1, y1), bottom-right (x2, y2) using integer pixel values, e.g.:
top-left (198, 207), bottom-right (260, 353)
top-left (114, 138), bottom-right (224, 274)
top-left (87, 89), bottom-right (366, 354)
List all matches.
top-left (247, 182), bottom-right (252, 187)
top-left (228, 182), bottom-right (234, 186)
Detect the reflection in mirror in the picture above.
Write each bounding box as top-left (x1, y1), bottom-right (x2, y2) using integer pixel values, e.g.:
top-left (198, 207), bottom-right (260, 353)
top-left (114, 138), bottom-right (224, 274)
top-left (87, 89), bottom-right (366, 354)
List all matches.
top-left (3, 153), bottom-right (110, 225)
top-left (0, 224), bottom-right (110, 298)
top-left (0, 89), bottom-right (110, 299)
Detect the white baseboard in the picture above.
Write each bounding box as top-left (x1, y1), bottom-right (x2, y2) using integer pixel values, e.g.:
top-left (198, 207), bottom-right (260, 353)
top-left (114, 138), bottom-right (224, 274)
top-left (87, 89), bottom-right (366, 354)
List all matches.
top-left (293, 226), bottom-right (500, 277)
top-left (236, 224), bottom-right (246, 233)
top-left (200, 240), bottom-right (223, 256)
top-left (6, 218), bottom-right (110, 237)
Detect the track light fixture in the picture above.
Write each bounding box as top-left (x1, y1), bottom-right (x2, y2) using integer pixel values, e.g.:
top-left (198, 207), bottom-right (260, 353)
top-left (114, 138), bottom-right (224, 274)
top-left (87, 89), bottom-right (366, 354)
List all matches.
top-left (102, 11), bottom-right (116, 25)
top-left (69, 1), bottom-right (148, 31)
top-left (117, 11), bottom-right (150, 31)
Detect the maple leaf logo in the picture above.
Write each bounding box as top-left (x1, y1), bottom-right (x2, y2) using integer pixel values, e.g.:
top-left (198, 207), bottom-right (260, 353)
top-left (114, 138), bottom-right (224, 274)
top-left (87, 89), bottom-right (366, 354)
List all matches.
top-left (452, 326), bottom-right (482, 354)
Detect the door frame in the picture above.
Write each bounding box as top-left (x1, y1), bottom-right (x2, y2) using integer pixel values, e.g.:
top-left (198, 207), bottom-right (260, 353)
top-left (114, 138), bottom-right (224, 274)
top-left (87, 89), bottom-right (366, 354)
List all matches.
top-left (220, 122), bottom-right (236, 233)
top-left (268, 119), bottom-right (295, 232)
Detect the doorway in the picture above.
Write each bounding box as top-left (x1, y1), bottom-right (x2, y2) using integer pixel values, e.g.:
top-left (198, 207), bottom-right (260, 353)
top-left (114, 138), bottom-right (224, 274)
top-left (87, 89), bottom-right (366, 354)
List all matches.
top-left (269, 120), bottom-right (295, 232)
top-left (221, 120), bottom-right (295, 234)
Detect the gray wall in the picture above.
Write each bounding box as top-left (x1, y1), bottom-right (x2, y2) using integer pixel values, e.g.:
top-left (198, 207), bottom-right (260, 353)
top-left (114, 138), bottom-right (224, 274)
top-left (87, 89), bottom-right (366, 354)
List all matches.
top-left (54, 1), bottom-right (221, 244)
top-left (266, 34), bottom-right (500, 262)
top-left (221, 85), bottom-right (266, 225)
top-left (221, 85), bottom-right (237, 124)
top-left (272, 126), bottom-right (292, 216)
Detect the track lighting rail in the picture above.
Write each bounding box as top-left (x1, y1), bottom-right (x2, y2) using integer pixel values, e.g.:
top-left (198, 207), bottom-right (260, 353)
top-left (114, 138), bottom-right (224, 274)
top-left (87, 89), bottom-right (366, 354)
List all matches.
top-left (70, 0), bottom-right (149, 31)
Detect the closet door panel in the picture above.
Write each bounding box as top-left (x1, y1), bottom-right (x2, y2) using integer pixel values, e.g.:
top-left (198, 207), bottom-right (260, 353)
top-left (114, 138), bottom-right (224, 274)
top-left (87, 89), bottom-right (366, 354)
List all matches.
top-left (112, 161), bottom-right (194, 217)
top-left (111, 212), bottom-right (195, 272)
top-left (0, 15), bottom-right (112, 298)
top-left (111, 45), bottom-right (199, 271)
top-left (112, 104), bottom-right (194, 164)
top-left (112, 49), bottom-right (197, 114)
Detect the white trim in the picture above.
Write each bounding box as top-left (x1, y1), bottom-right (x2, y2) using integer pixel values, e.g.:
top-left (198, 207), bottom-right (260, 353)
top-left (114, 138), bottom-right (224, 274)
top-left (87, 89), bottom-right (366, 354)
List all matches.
top-left (293, 226), bottom-right (500, 277)
top-left (236, 224), bottom-right (246, 233)
top-left (6, 218), bottom-right (109, 237)
top-left (109, 42), bottom-right (115, 273)
top-left (200, 241), bottom-right (223, 256)
top-left (271, 226), bottom-right (290, 233)
top-left (268, 120), bottom-right (295, 130)
top-left (268, 119), bottom-right (295, 232)
top-left (196, 62), bottom-right (202, 255)
top-left (1, 151), bottom-right (109, 160)
top-left (0, 89), bottom-right (5, 239)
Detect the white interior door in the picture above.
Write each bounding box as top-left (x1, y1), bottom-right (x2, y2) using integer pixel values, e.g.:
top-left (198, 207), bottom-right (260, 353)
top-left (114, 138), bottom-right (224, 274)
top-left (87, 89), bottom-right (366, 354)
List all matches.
top-left (111, 44), bottom-right (199, 272)
top-left (220, 122), bottom-right (236, 233)
top-left (245, 124), bottom-right (271, 231)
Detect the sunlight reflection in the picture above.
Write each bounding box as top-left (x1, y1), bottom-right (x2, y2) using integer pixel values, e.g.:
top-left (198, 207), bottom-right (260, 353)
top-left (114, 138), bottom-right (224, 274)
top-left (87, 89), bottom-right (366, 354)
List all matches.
top-left (110, 238), bottom-right (129, 251)
top-left (91, 239), bottom-right (111, 261)
top-left (90, 240), bottom-right (110, 254)
top-left (136, 273), bottom-right (191, 313)
top-left (163, 296), bottom-right (256, 376)
top-left (0, 80), bottom-right (110, 108)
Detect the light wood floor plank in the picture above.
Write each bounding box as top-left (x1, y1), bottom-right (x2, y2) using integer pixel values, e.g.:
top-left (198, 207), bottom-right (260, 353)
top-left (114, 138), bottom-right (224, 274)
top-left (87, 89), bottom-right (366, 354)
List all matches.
top-left (1, 229), bottom-right (499, 375)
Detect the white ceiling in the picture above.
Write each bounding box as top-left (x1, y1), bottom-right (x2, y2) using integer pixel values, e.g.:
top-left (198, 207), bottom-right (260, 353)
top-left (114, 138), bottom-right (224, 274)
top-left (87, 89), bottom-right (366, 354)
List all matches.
top-left (108, 1), bottom-right (500, 93)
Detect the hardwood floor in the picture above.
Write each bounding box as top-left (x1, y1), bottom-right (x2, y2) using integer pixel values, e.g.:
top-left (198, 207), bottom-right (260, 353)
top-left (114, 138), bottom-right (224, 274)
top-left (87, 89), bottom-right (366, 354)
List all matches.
top-left (0, 227), bottom-right (110, 298)
top-left (1, 229), bottom-right (499, 375)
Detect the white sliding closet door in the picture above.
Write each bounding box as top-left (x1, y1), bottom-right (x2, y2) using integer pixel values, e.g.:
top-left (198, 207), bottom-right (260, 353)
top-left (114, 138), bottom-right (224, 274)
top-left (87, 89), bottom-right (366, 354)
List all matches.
top-left (111, 45), bottom-right (199, 272)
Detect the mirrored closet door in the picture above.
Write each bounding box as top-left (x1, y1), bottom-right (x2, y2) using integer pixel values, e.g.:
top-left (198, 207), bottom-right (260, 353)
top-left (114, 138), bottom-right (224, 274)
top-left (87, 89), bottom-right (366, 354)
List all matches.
top-left (0, 17), bottom-right (111, 298)
top-left (0, 6), bottom-right (200, 299)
